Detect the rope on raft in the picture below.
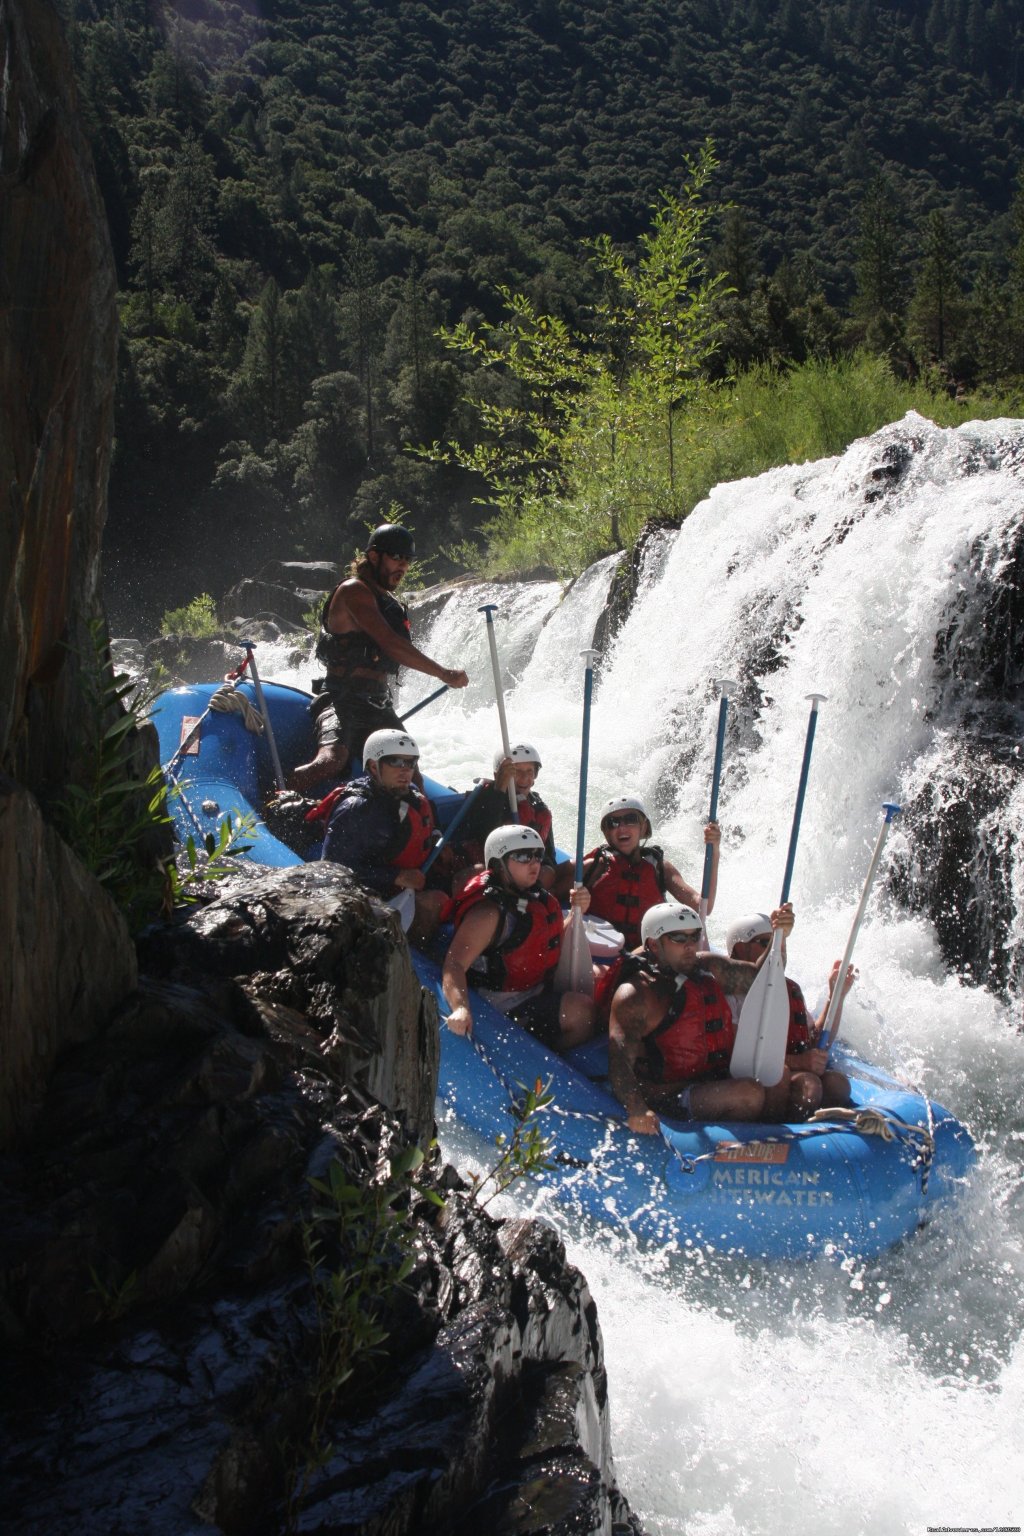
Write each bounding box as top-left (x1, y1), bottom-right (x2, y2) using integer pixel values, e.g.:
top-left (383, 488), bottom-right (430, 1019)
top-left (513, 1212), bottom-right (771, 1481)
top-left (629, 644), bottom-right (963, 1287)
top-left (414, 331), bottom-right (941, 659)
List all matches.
top-left (669, 1104), bottom-right (936, 1191)
top-left (161, 672), bottom-right (265, 779)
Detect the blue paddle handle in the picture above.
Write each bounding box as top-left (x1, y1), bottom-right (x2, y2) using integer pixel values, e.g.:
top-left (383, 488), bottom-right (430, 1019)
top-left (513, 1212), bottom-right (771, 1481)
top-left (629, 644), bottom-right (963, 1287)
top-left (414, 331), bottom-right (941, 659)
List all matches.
top-left (423, 780), bottom-right (488, 873)
top-left (574, 662), bottom-right (596, 883)
top-left (400, 683), bottom-right (448, 722)
top-left (780, 701), bottom-right (822, 903)
top-left (701, 694), bottom-right (730, 901)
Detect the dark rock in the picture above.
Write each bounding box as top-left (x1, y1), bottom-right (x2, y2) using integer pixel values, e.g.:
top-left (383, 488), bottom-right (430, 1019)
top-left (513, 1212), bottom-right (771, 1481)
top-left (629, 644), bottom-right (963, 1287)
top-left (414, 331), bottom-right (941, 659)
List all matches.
top-left (137, 861), bottom-right (441, 1147)
top-left (143, 635), bottom-right (252, 685)
top-left (0, 0), bottom-right (118, 803)
top-left (218, 577), bottom-right (321, 629)
top-left (0, 778), bottom-right (137, 1147)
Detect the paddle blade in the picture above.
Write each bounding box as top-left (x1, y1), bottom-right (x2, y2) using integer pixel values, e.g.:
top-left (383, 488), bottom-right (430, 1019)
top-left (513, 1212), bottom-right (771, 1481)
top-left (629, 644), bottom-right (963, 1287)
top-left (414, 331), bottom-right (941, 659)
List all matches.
top-left (729, 936), bottom-right (789, 1086)
top-left (553, 904), bottom-right (595, 997)
top-left (386, 889), bottom-right (416, 933)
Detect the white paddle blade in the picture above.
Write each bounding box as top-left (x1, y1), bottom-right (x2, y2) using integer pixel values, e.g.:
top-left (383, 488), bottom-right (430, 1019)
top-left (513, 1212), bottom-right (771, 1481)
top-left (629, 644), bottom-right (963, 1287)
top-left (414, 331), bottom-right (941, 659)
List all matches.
top-left (729, 934), bottom-right (789, 1086)
top-left (553, 903), bottom-right (595, 997)
top-left (386, 889), bottom-right (416, 933)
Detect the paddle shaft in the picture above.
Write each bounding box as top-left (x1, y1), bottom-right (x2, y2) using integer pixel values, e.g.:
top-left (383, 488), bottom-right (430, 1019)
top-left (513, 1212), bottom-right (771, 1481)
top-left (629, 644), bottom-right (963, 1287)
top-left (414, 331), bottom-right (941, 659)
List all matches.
top-left (422, 780), bottom-right (489, 873)
top-left (821, 802), bottom-right (901, 1048)
top-left (478, 604), bottom-right (517, 819)
top-left (700, 680), bottom-right (735, 919)
top-left (780, 693), bottom-right (827, 903)
top-left (400, 683), bottom-right (449, 722)
top-left (241, 642), bottom-right (287, 791)
top-left (574, 650), bottom-right (599, 883)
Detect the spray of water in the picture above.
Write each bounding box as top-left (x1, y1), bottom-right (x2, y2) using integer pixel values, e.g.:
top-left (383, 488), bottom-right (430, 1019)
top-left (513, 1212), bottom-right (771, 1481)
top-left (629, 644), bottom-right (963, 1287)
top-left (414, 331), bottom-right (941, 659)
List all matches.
top-left (263, 412), bottom-right (1024, 1535)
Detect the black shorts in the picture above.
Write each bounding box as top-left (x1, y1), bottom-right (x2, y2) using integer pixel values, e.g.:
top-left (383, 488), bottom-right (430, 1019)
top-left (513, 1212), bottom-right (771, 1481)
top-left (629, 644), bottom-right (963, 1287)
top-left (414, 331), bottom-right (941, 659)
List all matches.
top-left (309, 680), bottom-right (403, 761)
top-left (506, 987), bottom-right (563, 1050)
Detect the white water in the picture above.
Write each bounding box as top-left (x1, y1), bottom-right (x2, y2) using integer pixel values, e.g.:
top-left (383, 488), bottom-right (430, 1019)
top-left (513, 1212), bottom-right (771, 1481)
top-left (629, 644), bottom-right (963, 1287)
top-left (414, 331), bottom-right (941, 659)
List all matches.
top-left (263, 413), bottom-right (1024, 1536)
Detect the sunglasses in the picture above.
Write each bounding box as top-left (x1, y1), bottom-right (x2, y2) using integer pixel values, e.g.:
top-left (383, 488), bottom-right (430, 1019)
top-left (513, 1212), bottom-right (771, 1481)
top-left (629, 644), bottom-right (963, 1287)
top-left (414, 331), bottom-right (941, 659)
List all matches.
top-left (748, 934), bottom-right (772, 949)
top-left (380, 755), bottom-right (417, 769)
top-left (662, 931), bottom-right (701, 945)
top-left (605, 812), bottom-right (642, 829)
top-left (507, 850), bottom-right (543, 864)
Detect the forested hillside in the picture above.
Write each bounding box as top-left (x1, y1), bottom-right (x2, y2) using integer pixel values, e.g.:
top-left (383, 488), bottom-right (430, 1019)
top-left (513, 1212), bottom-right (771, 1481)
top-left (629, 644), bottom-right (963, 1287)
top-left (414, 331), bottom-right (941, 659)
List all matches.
top-left (64, 0), bottom-right (1024, 627)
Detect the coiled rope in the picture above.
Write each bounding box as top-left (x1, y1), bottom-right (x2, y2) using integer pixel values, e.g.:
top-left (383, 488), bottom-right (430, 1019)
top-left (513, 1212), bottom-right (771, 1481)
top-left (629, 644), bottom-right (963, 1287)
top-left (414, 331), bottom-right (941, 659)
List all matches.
top-left (161, 671), bottom-right (264, 780)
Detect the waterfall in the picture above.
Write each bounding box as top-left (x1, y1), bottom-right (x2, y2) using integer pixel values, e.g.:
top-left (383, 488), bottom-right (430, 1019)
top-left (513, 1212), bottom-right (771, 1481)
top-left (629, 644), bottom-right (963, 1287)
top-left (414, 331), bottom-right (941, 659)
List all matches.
top-left (263, 411), bottom-right (1024, 1536)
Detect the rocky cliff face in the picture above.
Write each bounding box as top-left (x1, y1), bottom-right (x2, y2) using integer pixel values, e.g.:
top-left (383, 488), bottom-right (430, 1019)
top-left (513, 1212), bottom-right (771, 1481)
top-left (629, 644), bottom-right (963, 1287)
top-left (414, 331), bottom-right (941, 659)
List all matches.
top-left (1, 864), bottom-right (640, 1535)
top-left (0, 0), bottom-right (118, 799)
top-left (0, 0), bottom-right (137, 1140)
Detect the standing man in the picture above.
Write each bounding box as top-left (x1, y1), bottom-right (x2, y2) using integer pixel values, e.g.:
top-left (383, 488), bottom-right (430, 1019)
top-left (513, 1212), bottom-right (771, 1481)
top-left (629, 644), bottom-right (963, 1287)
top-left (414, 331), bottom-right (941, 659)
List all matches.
top-left (292, 523), bottom-right (468, 791)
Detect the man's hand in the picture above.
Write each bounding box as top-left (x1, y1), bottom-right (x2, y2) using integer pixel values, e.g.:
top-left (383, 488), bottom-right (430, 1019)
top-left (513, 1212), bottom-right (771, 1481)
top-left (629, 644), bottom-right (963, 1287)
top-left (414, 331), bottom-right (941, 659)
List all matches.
top-left (493, 756), bottom-right (514, 791)
top-left (704, 820), bottom-right (721, 846)
top-left (446, 1003), bottom-right (473, 1036)
top-left (627, 1107), bottom-right (661, 1135)
top-left (439, 667), bottom-right (469, 688)
top-left (771, 902), bottom-right (795, 938)
top-left (828, 959), bottom-right (857, 998)
top-left (394, 868), bottom-right (426, 891)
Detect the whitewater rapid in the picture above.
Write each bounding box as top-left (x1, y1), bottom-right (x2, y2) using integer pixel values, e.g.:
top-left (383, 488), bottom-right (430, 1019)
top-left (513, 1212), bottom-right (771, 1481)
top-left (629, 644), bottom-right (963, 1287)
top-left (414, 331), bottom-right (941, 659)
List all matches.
top-left (262, 412), bottom-right (1024, 1536)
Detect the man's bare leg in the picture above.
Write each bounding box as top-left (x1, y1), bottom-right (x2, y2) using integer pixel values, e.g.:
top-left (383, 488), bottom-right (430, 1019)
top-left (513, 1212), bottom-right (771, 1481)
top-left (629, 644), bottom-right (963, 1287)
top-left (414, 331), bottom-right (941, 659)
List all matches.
top-left (289, 742), bottom-right (350, 793)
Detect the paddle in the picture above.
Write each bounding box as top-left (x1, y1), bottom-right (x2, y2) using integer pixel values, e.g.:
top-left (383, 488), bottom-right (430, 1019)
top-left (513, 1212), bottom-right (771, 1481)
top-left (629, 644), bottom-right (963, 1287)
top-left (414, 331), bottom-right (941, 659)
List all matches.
top-left (478, 603), bottom-right (518, 820)
top-left (421, 779), bottom-right (489, 874)
top-left (731, 692), bottom-right (827, 1086)
top-left (387, 889), bottom-right (415, 931)
top-left (820, 801), bottom-right (901, 1049)
top-left (554, 648), bottom-right (600, 997)
top-left (241, 640), bottom-right (286, 791)
top-left (699, 676), bottom-right (736, 942)
top-left (399, 682), bottom-right (449, 723)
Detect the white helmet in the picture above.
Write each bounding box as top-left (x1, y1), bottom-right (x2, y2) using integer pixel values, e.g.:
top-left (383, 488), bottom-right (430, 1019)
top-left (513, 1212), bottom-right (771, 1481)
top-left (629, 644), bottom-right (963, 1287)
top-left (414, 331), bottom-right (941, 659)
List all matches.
top-left (641, 901), bottom-right (703, 946)
top-left (600, 794), bottom-right (652, 838)
top-left (484, 823), bottom-right (546, 865)
top-left (492, 741), bottom-right (542, 775)
top-left (363, 728), bottom-right (420, 766)
top-left (725, 912), bottom-right (772, 954)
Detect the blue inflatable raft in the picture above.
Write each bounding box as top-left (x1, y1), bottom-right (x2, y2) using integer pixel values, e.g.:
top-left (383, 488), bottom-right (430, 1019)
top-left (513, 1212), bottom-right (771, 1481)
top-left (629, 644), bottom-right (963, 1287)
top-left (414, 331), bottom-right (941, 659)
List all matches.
top-left (152, 678), bottom-right (976, 1262)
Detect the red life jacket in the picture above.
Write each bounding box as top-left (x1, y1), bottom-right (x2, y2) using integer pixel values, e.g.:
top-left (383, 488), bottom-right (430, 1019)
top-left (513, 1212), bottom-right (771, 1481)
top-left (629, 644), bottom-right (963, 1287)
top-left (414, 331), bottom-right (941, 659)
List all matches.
top-left (517, 792), bottom-right (553, 847)
top-left (451, 871), bottom-right (564, 991)
top-left (583, 845), bottom-right (667, 949)
top-left (389, 791), bottom-right (437, 869)
top-left (639, 966), bottom-right (735, 1085)
top-left (785, 978), bottom-right (811, 1053)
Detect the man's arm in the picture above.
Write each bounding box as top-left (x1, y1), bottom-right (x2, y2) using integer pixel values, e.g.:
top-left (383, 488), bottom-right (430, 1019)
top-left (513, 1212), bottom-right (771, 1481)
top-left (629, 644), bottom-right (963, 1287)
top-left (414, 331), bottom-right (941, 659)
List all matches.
top-left (609, 982), bottom-right (660, 1135)
top-left (441, 901), bottom-right (501, 1036)
top-left (701, 952), bottom-right (760, 996)
top-left (339, 581), bottom-right (468, 686)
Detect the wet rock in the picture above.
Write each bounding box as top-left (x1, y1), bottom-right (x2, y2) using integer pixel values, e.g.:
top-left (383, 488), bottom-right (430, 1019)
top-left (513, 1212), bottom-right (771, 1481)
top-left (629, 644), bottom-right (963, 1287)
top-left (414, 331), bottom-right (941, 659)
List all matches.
top-left (138, 861), bottom-right (441, 1146)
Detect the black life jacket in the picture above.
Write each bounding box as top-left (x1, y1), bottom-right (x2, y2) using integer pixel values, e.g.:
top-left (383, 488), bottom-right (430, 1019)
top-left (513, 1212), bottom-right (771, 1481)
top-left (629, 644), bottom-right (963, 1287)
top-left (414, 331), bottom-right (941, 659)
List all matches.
top-left (315, 581), bottom-right (411, 675)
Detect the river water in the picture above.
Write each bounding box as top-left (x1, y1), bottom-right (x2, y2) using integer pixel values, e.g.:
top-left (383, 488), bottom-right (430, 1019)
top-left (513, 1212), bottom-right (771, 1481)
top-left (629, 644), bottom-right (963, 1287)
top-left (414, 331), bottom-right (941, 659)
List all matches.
top-left (265, 411), bottom-right (1024, 1536)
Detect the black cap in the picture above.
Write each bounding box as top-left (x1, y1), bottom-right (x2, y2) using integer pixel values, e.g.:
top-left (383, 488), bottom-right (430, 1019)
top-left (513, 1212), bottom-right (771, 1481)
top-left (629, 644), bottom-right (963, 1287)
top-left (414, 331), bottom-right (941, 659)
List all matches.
top-left (367, 523), bottom-right (415, 558)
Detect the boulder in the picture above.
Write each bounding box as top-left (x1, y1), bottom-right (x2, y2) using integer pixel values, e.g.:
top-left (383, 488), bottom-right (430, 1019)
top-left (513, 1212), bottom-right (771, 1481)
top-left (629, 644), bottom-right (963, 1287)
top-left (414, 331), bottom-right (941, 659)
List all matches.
top-left (1, 860), bottom-right (642, 1534)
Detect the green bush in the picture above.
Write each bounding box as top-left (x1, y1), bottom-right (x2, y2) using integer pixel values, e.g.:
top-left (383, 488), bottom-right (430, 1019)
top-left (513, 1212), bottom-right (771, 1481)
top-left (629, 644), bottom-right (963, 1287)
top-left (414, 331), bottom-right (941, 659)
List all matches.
top-left (159, 593), bottom-right (220, 638)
